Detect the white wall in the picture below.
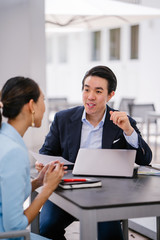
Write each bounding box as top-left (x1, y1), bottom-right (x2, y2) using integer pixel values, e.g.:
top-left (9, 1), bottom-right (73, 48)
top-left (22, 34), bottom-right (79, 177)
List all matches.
top-left (0, 0), bottom-right (48, 151)
top-left (46, 16), bottom-right (160, 111)
top-left (46, 31), bottom-right (91, 104)
top-left (141, 0), bottom-right (160, 8)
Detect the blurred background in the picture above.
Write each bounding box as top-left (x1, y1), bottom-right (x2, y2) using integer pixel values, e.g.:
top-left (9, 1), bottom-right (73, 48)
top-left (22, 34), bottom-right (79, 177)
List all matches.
top-left (1, 1), bottom-right (160, 238)
top-left (0, 0), bottom-right (160, 162)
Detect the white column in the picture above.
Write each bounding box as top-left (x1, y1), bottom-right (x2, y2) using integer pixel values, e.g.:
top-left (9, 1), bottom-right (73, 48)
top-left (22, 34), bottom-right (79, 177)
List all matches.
top-left (0, 0), bottom-right (48, 159)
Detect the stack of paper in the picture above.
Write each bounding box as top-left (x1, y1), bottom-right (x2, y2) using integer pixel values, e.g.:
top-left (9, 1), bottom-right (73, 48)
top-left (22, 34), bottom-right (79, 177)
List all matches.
top-left (138, 165), bottom-right (160, 176)
top-left (29, 151), bottom-right (74, 166)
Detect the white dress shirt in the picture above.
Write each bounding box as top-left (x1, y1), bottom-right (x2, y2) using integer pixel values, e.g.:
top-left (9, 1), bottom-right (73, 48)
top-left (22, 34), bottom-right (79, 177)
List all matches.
top-left (80, 108), bottom-right (138, 149)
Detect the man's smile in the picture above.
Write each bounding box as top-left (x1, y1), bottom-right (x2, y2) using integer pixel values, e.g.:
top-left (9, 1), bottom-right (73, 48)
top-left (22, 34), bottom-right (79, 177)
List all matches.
top-left (86, 103), bottom-right (96, 108)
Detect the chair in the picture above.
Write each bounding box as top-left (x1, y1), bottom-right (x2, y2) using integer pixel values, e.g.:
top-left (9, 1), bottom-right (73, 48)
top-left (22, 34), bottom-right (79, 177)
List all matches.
top-left (129, 103), bottom-right (157, 139)
top-left (118, 98), bottom-right (135, 114)
top-left (129, 103), bottom-right (159, 160)
top-left (128, 103), bottom-right (156, 129)
top-left (47, 97), bottom-right (68, 123)
top-left (0, 229), bottom-right (30, 239)
top-left (47, 97), bottom-right (68, 112)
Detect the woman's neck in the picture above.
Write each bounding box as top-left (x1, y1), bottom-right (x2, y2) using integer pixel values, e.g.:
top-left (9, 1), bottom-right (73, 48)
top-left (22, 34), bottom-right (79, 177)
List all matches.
top-left (8, 118), bottom-right (28, 137)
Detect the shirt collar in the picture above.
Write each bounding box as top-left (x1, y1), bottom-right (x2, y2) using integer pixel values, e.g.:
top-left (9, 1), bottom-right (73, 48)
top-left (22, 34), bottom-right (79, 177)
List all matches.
top-left (0, 122), bottom-right (27, 150)
top-left (81, 107), bottom-right (107, 127)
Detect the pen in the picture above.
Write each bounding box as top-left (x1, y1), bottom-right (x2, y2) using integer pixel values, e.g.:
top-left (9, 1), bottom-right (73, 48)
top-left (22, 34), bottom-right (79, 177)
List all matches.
top-left (62, 179), bottom-right (87, 182)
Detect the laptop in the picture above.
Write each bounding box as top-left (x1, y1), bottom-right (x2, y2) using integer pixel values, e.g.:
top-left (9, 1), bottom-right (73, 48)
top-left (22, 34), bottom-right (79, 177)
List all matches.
top-left (72, 148), bottom-right (136, 177)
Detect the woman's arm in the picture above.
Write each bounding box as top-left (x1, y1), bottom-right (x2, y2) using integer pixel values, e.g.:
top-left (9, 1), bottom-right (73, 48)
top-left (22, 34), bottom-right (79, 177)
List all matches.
top-left (24, 162), bottom-right (66, 224)
top-left (31, 163), bottom-right (50, 192)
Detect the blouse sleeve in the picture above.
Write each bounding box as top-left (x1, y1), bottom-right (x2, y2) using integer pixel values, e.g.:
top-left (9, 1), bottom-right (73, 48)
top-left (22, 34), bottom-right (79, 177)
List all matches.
top-left (1, 147), bottom-right (30, 231)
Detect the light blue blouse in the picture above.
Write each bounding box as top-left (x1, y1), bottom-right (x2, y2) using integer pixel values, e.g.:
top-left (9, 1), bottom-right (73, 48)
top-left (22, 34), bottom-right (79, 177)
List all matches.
top-left (0, 123), bottom-right (51, 240)
top-left (0, 123), bottom-right (30, 235)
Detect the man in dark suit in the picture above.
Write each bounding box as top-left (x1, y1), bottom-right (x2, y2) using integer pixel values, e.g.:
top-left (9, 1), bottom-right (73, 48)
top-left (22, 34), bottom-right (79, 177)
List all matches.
top-left (37, 66), bottom-right (152, 240)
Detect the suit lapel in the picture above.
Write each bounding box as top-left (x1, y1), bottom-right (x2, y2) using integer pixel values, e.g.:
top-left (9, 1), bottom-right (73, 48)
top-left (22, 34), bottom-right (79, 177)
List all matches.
top-left (67, 105), bottom-right (119, 161)
top-left (102, 106), bottom-right (119, 148)
top-left (67, 106), bottom-right (84, 162)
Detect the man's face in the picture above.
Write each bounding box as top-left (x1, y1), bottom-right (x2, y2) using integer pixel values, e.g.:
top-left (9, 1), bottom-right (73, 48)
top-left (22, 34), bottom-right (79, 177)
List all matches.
top-left (82, 76), bottom-right (113, 118)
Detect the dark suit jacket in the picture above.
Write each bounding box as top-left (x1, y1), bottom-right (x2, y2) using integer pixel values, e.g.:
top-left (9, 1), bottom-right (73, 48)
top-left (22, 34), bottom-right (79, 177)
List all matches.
top-left (40, 105), bottom-right (152, 166)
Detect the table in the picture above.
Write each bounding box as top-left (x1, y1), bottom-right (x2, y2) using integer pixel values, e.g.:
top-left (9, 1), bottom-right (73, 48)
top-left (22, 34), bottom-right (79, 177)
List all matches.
top-left (31, 171), bottom-right (160, 240)
top-left (146, 111), bottom-right (160, 160)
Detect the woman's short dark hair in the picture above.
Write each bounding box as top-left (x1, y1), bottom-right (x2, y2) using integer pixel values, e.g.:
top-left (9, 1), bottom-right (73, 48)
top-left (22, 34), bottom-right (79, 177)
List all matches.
top-left (82, 65), bottom-right (117, 94)
top-left (0, 76), bottom-right (40, 127)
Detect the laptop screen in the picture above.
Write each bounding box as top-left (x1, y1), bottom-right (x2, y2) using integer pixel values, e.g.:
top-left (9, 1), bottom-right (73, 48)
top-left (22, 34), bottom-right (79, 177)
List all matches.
top-left (72, 148), bottom-right (136, 177)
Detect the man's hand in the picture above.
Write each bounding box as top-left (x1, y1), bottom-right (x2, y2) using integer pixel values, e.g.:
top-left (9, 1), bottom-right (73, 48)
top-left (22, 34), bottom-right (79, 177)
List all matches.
top-left (110, 111), bottom-right (134, 136)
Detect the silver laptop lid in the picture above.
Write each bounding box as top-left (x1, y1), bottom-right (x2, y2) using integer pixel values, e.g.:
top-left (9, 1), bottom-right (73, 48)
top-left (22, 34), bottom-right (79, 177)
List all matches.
top-left (72, 149), bottom-right (136, 177)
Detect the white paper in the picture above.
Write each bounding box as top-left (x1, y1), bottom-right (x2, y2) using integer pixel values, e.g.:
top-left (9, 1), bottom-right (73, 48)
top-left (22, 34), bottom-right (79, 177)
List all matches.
top-left (138, 165), bottom-right (160, 175)
top-left (29, 151), bottom-right (74, 166)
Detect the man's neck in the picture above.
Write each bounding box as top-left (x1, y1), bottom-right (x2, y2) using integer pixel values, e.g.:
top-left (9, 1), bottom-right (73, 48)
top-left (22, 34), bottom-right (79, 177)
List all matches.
top-left (86, 111), bottom-right (105, 127)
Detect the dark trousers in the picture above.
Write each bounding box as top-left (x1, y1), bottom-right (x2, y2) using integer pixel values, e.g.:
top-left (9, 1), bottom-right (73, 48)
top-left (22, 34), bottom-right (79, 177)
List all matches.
top-left (39, 200), bottom-right (124, 240)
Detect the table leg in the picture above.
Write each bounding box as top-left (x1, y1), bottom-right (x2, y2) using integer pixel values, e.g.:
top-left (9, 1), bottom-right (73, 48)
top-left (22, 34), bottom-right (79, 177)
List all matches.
top-left (122, 220), bottom-right (128, 240)
top-left (157, 216), bottom-right (160, 240)
top-left (79, 210), bottom-right (97, 240)
top-left (30, 191), bottom-right (39, 234)
top-left (154, 122), bottom-right (158, 161)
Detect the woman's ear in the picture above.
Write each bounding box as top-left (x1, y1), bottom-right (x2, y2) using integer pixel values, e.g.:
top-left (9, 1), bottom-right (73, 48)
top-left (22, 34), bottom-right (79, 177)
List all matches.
top-left (28, 99), bottom-right (34, 113)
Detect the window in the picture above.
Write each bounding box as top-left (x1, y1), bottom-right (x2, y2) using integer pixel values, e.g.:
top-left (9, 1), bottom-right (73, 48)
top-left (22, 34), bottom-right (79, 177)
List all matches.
top-left (109, 28), bottom-right (120, 60)
top-left (115, 0), bottom-right (140, 3)
top-left (58, 35), bottom-right (68, 63)
top-left (91, 31), bottom-right (101, 61)
top-left (130, 25), bottom-right (139, 59)
top-left (46, 35), bottom-right (53, 64)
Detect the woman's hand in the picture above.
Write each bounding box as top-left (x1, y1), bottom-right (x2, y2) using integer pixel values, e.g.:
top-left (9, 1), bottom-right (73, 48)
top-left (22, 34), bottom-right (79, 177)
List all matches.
top-left (35, 163), bottom-right (50, 188)
top-left (35, 161), bottom-right (67, 189)
top-left (35, 161), bottom-right (44, 172)
top-left (26, 162), bottom-right (67, 224)
top-left (43, 161), bottom-right (67, 194)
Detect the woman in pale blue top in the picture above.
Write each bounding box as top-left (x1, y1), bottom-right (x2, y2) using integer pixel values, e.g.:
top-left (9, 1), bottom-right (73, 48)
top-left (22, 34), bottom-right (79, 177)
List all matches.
top-left (0, 77), bottom-right (67, 239)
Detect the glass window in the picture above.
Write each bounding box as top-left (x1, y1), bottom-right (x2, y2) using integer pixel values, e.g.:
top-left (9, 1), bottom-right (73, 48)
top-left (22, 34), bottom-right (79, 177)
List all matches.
top-left (109, 28), bottom-right (120, 60)
top-left (115, 0), bottom-right (140, 3)
top-left (130, 25), bottom-right (139, 59)
top-left (91, 31), bottom-right (101, 61)
top-left (46, 35), bottom-right (53, 64)
top-left (58, 35), bottom-right (68, 63)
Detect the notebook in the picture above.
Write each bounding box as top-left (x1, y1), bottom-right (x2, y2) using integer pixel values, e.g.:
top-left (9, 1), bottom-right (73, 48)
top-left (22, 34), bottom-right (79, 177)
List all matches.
top-left (59, 178), bottom-right (102, 189)
top-left (72, 148), bottom-right (136, 177)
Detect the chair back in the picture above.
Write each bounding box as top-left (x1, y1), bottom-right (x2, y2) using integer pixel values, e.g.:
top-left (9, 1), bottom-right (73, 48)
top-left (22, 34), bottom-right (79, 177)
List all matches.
top-left (48, 97), bottom-right (68, 112)
top-left (128, 103), bottom-right (156, 123)
top-left (0, 229), bottom-right (30, 240)
top-left (118, 98), bottom-right (135, 114)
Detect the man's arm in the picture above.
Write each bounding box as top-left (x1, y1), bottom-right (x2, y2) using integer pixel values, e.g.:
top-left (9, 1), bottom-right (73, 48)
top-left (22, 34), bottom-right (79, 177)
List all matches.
top-left (39, 113), bottom-right (62, 156)
top-left (110, 111), bottom-right (152, 166)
